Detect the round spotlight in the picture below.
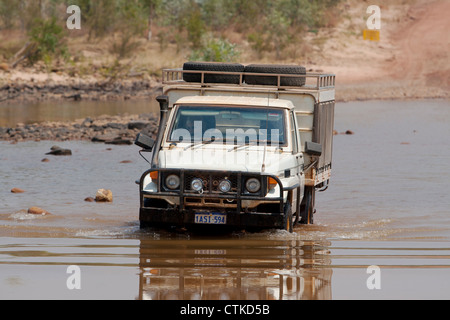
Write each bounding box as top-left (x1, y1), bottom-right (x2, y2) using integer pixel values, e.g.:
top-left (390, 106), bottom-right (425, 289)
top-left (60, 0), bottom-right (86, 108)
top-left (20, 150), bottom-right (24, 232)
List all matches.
top-left (218, 179), bottom-right (231, 193)
top-left (246, 178), bottom-right (261, 193)
top-left (165, 174), bottom-right (180, 190)
top-left (191, 178), bottom-right (203, 192)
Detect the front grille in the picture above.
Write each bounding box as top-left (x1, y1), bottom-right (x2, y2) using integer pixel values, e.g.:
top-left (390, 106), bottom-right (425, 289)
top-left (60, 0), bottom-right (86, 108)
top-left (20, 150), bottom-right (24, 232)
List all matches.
top-left (159, 170), bottom-right (266, 198)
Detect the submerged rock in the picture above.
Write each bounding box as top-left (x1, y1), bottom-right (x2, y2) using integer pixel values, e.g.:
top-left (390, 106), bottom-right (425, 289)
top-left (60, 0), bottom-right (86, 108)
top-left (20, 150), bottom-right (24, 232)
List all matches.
top-left (92, 134), bottom-right (132, 145)
top-left (105, 138), bottom-right (132, 145)
top-left (95, 189), bottom-right (113, 202)
top-left (91, 133), bottom-right (118, 142)
top-left (28, 207), bottom-right (51, 215)
top-left (45, 146), bottom-right (72, 156)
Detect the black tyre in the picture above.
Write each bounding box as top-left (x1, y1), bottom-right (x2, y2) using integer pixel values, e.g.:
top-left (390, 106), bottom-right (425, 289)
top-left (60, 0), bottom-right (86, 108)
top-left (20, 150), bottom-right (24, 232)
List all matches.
top-left (283, 202), bottom-right (294, 233)
top-left (294, 186), bottom-right (301, 226)
top-left (244, 64), bottom-right (306, 86)
top-left (182, 61), bottom-right (244, 84)
top-left (300, 186), bottom-right (315, 224)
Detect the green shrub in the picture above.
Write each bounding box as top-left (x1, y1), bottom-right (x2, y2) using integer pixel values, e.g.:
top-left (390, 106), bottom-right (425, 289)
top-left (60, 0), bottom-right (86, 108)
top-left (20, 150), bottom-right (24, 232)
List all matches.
top-left (185, 6), bottom-right (205, 49)
top-left (189, 36), bottom-right (240, 62)
top-left (27, 18), bottom-right (68, 65)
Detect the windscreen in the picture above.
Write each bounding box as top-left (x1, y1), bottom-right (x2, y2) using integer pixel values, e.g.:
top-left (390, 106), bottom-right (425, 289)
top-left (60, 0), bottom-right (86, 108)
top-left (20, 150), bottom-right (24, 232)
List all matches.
top-left (168, 105), bottom-right (286, 146)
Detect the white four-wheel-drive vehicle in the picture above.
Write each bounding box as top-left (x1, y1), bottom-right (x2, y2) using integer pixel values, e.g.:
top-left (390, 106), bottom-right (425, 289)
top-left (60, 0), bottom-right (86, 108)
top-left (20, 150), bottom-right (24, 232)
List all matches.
top-left (135, 62), bottom-right (335, 232)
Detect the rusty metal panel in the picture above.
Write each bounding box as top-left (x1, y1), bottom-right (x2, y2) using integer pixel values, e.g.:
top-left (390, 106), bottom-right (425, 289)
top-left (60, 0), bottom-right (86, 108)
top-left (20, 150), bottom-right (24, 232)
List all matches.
top-left (312, 101), bottom-right (334, 185)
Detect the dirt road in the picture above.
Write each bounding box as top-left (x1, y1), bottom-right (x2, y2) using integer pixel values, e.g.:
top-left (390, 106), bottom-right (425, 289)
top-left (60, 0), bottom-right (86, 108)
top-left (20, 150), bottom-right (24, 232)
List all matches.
top-left (328, 0), bottom-right (449, 101)
top-left (388, 0), bottom-right (450, 88)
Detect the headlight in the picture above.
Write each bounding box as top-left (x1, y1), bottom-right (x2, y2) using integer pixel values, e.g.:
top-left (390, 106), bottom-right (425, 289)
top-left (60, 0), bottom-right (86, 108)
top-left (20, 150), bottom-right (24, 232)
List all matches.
top-left (246, 178), bottom-right (261, 193)
top-left (191, 178), bottom-right (203, 192)
top-left (218, 179), bottom-right (231, 193)
top-left (165, 174), bottom-right (180, 190)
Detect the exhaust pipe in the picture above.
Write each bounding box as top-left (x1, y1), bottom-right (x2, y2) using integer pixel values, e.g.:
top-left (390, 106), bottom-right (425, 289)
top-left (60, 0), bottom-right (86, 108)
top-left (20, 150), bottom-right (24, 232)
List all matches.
top-left (151, 95), bottom-right (169, 168)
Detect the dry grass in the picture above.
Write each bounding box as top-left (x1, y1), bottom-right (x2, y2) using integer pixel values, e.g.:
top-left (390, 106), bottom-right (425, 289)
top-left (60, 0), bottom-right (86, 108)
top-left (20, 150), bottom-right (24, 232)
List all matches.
top-left (2, 0), bottom-right (447, 102)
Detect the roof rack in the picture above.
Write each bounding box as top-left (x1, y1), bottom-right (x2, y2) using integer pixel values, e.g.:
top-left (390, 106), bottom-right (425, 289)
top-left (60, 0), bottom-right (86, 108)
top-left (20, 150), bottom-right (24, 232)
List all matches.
top-left (162, 68), bottom-right (335, 90)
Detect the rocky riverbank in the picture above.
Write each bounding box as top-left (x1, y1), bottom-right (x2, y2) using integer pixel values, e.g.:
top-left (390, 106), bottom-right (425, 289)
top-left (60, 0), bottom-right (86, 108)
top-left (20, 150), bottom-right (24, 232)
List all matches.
top-left (0, 113), bottom-right (158, 144)
top-left (0, 78), bottom-right (163, 104)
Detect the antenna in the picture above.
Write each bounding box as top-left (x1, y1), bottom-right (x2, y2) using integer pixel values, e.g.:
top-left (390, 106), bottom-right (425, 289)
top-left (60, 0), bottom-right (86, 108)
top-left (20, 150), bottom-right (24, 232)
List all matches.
top-left (261, 93), bottom-right (270, 172)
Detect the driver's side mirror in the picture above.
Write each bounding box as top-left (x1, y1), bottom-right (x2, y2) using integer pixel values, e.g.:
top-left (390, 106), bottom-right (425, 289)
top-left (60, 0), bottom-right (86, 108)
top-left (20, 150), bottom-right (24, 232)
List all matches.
top-left (135, 133), bottom-right (155, 151)
top-left (305, 141), bottom-right (322, 156)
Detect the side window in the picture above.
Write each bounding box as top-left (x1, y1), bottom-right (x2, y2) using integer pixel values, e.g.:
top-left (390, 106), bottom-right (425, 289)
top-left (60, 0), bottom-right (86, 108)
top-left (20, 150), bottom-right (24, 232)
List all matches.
top-left (290, 111), bottom-right (298, 153)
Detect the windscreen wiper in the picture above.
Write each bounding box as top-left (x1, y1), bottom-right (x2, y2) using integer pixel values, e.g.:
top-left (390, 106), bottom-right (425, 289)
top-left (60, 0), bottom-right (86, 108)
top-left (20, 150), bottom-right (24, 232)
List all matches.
top-left (228, 140), bottom-right (258, 152)
top-left (184, 138), bottom-right (216, 150)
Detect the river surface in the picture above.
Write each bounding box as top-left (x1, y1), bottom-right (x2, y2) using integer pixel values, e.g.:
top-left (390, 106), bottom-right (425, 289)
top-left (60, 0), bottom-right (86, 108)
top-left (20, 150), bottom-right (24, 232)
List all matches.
top-left (0, 100), bottom-right (159, 127)
top-left (0, 99), bottom-right (449, 300)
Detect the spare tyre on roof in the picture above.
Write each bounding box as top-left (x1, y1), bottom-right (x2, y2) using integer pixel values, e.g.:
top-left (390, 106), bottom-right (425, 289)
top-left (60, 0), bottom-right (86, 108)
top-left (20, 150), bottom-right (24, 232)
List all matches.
top-left (244, 64), bottom-right (306, 86)
top-left (182, 61), bottom-right (245, 84)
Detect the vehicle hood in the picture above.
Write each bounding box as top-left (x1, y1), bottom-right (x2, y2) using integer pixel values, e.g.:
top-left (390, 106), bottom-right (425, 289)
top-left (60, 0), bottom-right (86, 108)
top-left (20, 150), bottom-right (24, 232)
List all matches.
top-left (159, 146), bottom-right (295, 174)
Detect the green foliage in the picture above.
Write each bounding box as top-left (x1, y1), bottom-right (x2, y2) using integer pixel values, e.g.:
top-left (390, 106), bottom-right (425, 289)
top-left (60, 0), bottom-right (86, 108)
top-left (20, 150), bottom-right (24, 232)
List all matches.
top-left (148, 0), bottom-right (341, 57)
top-left (109, 1), bottom-right (147, 58)
top-left (248, 33), bottom-right (269, 59)
top-left (201, 0), bottom-right (235, 31)
top-left (185, 5), bottom-right (206, 49)
top-left (0, 0), bottom-right (20, 29)
top-left (266, 8), bottom-right (291, 59)
top-left (189, 36), bottom-right (240, 62)
top-left (27, 18), bottom-right (68, 65)
top-left (2, 0), bottom-right (342, 67)
top-left (78, 0), bottom-right (115, 39)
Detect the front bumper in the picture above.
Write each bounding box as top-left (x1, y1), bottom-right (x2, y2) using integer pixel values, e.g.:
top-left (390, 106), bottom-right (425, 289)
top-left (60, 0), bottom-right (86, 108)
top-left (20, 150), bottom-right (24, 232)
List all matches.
top-left (138, 168), bottom-right (297, 229)
top-left (139, 207), bottom-right (286, 229)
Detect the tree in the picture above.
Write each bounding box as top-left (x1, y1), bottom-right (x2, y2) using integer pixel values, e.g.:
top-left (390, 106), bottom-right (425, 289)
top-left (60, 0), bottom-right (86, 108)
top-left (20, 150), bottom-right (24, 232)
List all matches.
top-left (0, 0), bottom-right (20, 29)
top-left (185, 3), bottom-right (206, 49)
top-left (266, 8), bottom-right (291, 59)
top-left (139, 0), bottom-right (163, 40)
top-left (110, 1), bottom-right (147, 58)
top-left (27, 17), bottom-right (68, 66)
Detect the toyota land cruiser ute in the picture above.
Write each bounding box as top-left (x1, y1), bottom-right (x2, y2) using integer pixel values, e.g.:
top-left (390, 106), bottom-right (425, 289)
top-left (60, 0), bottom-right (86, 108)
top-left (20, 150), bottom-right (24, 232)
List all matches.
top-left (135, 62), bottom-right (335, 232)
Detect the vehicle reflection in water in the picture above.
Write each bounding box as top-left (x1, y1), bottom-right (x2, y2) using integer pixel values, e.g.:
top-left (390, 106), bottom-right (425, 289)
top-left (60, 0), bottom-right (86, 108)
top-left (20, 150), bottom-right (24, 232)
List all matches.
top-left (138, 237), bottom-right (332, 300)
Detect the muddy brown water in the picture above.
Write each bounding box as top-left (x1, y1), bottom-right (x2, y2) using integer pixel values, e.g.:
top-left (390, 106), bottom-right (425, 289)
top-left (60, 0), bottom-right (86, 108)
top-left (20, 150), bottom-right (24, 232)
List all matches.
top-left (0, 100), bottom-right (159, 127)
top-left (0, 99), bottom-right (449, 300)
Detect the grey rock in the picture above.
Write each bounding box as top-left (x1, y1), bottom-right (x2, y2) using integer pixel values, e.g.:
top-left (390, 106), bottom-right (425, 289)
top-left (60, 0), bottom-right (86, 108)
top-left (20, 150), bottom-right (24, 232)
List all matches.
top-left (46, 146), bottom-right (72, 156)
top-left (128, 120), bottom-right (149, 130)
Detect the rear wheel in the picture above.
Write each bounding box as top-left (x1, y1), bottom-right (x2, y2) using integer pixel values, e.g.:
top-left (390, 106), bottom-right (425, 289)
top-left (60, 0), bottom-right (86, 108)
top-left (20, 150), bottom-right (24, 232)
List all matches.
top-left (300, 186), bottom-right (315, 224)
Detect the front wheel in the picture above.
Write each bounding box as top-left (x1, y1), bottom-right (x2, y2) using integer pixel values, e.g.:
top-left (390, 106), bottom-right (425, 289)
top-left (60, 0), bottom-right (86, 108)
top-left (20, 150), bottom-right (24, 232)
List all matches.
top-left (283, 202), bottom-right (294, 232)
top-left (300, 186), bottom-right (315, 224)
